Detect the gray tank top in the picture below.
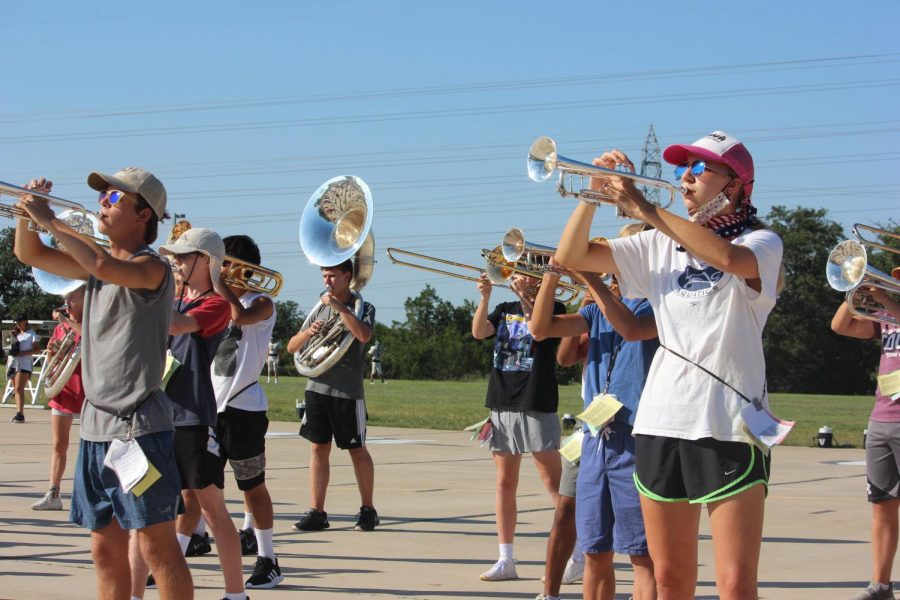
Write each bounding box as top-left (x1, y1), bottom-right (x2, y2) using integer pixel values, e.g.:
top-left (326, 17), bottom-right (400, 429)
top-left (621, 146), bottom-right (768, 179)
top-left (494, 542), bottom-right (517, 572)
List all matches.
top-left (79, 247), bottom-right (176, 442)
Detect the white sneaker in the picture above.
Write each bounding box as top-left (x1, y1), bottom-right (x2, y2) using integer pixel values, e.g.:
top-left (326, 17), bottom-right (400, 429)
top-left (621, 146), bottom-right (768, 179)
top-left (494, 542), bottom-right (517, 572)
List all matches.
top-left (561, 557), bottom-right (584, 584)
top-left (479, 558), bottom-right (518, 581)
top-left (31, 491), bottom-right (63, 511)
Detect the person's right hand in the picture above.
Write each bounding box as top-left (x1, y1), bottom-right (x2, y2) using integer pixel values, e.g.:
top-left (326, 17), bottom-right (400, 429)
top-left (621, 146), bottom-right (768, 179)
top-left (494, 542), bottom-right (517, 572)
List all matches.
top-left (309, 319), bottom-right (327, 336)
top-left (16, 178), bottom-right (56, 230)
top-left (476, 272), bottom-right (492, 296)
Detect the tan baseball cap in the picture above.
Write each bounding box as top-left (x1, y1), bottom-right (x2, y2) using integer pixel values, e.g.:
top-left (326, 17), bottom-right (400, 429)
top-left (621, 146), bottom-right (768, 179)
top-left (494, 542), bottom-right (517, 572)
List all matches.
top-left (87, 167), bottom-right (167, 219)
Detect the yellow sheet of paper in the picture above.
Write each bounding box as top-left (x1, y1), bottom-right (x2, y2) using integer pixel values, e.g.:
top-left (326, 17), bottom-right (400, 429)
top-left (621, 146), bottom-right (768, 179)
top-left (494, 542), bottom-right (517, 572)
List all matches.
top-left (877, 369), bottom-right (900, 398)
top-left (161, 353), bottom-right (182, 387)
top-left (559, 429), bottom-right (584, 463)
top-left (130, 461), bottom-right (162, 497)
top-left (576, 393), bottom-right (623, 433)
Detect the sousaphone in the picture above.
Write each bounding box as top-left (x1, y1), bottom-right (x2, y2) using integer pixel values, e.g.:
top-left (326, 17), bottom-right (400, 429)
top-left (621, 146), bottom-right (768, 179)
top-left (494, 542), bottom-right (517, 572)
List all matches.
top-left (294, 175), bottom-right (375, 377)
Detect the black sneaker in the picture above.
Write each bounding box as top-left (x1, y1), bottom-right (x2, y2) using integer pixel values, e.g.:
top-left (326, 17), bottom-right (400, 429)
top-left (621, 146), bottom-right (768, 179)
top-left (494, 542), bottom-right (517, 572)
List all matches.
top-left (292, 509), bottom-right (329, 531)
top-left (354, 505), bottom-right (379, 531)
top-left (185, 532), bottom-right (212, 557)
top-left (239, 527), bottom-right (258, 556)
top-left (245, 556), bottom-right (283, 589)
top-left (11, 412), bottom-right (24, 423)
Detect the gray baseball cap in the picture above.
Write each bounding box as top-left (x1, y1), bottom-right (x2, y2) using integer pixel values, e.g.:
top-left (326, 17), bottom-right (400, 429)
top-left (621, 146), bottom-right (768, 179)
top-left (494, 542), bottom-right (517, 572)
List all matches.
top-left (87, 167), bottom-right (167, 219)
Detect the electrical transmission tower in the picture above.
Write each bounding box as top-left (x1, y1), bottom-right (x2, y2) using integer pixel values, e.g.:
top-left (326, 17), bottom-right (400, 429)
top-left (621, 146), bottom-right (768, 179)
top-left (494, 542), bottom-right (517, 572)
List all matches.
top-left (639, 124), bottom-right (662, 207)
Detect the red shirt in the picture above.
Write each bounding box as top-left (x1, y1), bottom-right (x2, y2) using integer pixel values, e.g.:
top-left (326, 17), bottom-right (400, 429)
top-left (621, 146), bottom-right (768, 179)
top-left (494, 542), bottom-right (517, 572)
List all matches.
top-left (47, 324), bottom-right (85, 414)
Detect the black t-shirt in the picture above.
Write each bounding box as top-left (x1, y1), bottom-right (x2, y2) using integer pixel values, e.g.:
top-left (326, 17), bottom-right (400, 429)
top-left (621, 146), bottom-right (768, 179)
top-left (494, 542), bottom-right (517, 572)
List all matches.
top-left (484, 300), bottom-right (565, 413)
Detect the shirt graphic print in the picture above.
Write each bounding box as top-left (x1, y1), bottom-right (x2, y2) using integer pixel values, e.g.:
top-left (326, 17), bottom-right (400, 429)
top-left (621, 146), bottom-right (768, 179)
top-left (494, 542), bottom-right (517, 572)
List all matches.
top-left (493, 313), bottom-right (535, 372)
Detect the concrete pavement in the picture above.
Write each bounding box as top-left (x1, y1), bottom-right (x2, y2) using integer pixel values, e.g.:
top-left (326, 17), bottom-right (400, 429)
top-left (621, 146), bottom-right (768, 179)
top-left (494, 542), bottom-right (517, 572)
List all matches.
top-left (0, 411), bottom-right (890, 599)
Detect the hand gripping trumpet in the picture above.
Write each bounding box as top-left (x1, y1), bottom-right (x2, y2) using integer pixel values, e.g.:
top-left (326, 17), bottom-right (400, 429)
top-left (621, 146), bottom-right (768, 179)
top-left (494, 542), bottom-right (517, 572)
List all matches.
top-left (826, 223), bottom-right (900, 325)
top-left (527, 136), bottom-right (680, 210)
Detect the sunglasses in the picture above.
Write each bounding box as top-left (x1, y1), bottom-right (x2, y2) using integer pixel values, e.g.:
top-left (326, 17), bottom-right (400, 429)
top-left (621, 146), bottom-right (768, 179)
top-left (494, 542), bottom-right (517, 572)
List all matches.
top-left (173, 252), bottom-right (199, 262)
top-left (97, 189), bottom-right (129, 205)
top-left (673, 161), bottom-right (732, 180)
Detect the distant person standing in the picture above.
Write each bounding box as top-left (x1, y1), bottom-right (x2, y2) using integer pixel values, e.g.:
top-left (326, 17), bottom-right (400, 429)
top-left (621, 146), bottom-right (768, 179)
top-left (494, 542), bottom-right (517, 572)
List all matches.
top-left (266, 340), bottom-right (280, 383)
top-left (368, 339), bottom-right (385, 384)
top-left (8, 314), bottom-right (41, 423)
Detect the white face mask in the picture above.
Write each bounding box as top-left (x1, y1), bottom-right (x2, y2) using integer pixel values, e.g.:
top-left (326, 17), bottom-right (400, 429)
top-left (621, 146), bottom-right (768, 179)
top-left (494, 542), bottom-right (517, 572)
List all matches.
top-left (689, 191), bottom-right (731, 224)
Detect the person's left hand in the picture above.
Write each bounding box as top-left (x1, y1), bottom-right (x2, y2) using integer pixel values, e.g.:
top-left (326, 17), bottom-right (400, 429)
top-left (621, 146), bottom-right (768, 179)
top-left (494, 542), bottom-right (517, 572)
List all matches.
top-left (591, 150), bottom-right (649, 220)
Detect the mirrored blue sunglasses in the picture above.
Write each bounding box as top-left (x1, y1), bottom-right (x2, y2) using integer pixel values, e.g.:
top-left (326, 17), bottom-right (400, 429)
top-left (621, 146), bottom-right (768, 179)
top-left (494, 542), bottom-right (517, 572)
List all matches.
top-left (98, 189), bottom-right (127, 205)
top-left (673, 160), bottom-right (731, 180)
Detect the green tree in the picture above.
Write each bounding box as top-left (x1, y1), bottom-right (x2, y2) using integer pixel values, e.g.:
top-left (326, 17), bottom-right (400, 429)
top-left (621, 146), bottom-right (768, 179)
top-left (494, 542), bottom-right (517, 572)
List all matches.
top-left (0, 227), bottom-right (61, 321)
top-left (764, 207), bottom-right (881, 394)
top-left (272, 299), bottom-right (305, 365)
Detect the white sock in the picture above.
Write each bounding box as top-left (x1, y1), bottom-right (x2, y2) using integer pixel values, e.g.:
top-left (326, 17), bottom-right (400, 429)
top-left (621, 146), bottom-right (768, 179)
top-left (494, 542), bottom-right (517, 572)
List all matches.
top-left (223, 593), bottom-right (247, 600)
top-left (194, 516), bottom-right (206, 536)
top-left (131, 596), bottom-right (142, 600)
top-left (242, 512), bottom-right (254, 530)
top-left (255, 527), bottom-right (275, 560)
top-left (499, 543), bottom-right (513, 561)
top-left (176, 532), bottom-right (191, 555)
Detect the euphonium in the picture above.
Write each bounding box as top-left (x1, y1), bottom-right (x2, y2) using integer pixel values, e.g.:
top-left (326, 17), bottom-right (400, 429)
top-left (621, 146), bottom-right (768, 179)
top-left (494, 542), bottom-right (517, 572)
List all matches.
top-left (42, 325), bottom-right (80, 399)
top-left (827, 223), bottom-right (900, 325)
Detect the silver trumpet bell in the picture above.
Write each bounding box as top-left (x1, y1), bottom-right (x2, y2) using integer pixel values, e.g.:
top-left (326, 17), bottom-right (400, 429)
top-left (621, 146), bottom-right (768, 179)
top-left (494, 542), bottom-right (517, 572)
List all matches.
top-left (527, 136), bottom-right (678, 210)
top-left (827, 224), bottom-right (900, 325)
top-left (33, 209), bottom-right (106, 296)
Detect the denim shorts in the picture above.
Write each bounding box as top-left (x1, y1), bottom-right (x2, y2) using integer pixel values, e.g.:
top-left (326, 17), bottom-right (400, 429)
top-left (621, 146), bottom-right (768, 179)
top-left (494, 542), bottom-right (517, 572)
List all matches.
top-left (70, 431), bottom-right (182, 531)
top-left (575, 424), bottom-right (648, 555)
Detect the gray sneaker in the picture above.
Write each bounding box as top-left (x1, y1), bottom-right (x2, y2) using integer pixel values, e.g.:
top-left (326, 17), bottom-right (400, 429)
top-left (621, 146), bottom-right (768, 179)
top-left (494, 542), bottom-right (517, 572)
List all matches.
top-left (849, 583), bottom-right (895, 600)
top-left (31, 491), bottom-right (63, 511)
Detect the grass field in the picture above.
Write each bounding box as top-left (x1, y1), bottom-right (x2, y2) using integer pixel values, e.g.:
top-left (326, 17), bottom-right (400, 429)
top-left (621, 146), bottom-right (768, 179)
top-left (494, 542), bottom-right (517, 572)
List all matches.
top-left (260, 376), bottom-right (876, 448)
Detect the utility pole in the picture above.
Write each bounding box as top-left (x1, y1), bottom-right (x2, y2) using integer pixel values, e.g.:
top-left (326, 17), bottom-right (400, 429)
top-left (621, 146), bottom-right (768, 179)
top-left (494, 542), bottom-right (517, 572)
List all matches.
top-left (639, 124), bottom-right (662, 207)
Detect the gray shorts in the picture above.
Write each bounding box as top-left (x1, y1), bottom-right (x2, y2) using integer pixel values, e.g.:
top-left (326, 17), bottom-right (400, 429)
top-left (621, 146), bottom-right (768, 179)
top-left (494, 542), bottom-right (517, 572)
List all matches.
top-left (866, 420), bottom-right (900, 502)
top-left (490, 409), bottom-right (560, 455)
top-left (560, 457), bottom-right (579, 498)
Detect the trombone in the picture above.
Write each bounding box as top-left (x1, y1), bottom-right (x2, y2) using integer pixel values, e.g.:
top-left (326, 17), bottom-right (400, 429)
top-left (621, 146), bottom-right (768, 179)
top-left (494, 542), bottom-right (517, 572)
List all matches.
top-left (826, 223), bottom-right (899, 325)
top-left (168, 220), bottom-right (284, 296)
top-left (0, 180), bottom-right (109, 246)
top-left (527, 136), bottom-right (680, 210)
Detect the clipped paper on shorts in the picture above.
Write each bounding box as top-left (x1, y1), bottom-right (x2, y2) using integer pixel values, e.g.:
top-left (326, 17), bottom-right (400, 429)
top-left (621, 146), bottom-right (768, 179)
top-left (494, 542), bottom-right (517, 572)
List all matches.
top-left (577, 393), bottom-right (623, 436)
top-left (559, 429), bottom-right (584, 463)
top-left (465, 414), bottom-right (493, 446)
top-left (740, 402), bottom-right (794, 448)
top-left (102, 438), bottom-right (161, 496)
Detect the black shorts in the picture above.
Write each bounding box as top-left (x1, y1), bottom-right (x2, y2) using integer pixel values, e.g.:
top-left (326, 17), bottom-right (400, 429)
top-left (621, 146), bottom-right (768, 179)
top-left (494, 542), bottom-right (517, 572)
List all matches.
top-left (174, 425), bottom-right (225, 491)
top-left (7, 366), bottom-right (31, 378)
top-left (634, 434), bottom-right (770, 504)
top-left (300, 390), bottom-right (367, 450)
top-left (217, 407), bottom-right (268, 491)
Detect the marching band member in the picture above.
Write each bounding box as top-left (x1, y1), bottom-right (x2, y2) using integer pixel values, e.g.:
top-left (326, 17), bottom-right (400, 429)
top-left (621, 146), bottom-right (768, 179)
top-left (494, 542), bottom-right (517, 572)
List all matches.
top-left (287, 259), bottom-right (380, 532)
top-left (31, 285), bottom-right (86, 511)
top-left (832, 285), bottom-right (900, 600)
top-left (471, 272), bottom-right (565, 582)
top-left (130, 227), bottom-right (247, 600)
top-left (14, 169), bottom-right (192, 599)
top-left (555, 132), bottom-right (783, 600)
top-left (531, 224), bottom-right (658, 600)
top-left (211, 235), bottom-right (284, 589)
top-left (7, 314), bottom-right (41, 423)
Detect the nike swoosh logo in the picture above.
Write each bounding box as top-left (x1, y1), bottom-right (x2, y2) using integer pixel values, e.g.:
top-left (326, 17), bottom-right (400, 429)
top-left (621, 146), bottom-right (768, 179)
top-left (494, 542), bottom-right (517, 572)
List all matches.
top-left (725, 469), bottom-right (737, 476)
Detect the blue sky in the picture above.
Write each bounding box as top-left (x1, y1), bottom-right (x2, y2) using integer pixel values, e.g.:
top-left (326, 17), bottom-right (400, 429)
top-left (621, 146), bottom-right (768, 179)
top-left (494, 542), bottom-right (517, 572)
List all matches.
top-left (4, 0), bottom-right (899, 325)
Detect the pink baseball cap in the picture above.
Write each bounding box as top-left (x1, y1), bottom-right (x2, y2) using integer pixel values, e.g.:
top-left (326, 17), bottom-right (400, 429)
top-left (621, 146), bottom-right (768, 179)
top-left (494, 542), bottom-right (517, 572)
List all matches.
top-left (663, 131), bottom-right (754, 199)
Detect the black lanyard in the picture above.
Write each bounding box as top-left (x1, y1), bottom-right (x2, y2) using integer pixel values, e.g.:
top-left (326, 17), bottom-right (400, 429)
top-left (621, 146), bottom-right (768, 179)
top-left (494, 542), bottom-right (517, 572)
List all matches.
top-left (659, 343), bottom-right (764, 405)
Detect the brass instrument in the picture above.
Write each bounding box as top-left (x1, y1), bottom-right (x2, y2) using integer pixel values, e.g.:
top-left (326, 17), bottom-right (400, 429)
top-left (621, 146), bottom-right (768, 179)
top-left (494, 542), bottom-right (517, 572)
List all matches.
top-left (527, 136), bottom-right (679, 210)
top-left (0, 181), bottom-right (109, 246)
top-left (827, 223), bottom-right (900, 325)
top-left (295, 176), bottom-right (375, 377)
top-left (42, 326), bottom-right (80, 398)
top-left (168, 220), bottom-right (284, 296)
top-left (385, 245), bottom-right (579, 303)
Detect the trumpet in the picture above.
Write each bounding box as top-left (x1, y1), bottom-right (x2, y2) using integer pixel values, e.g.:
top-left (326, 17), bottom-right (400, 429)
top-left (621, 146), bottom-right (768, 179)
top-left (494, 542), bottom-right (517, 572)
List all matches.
top-left (482, 246), bottom-right (583, 303)
top-left (0, 180), bottom-right (108, 245)
top-left (168, 220), bottom-right (283, 296)
top-left (527, 136), bottom-right (679, 210)
top-left (826, 223), bottom-right (900, 325)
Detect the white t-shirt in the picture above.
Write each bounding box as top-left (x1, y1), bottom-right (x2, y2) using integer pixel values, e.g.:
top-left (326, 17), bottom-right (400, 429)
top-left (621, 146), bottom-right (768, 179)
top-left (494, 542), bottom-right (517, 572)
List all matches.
top-left (608, 228), bottom-right (783, 443)
top-left (10, 329), bottom-right (40, 372)
top-left (210, 292), bottom-right (276, 413)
